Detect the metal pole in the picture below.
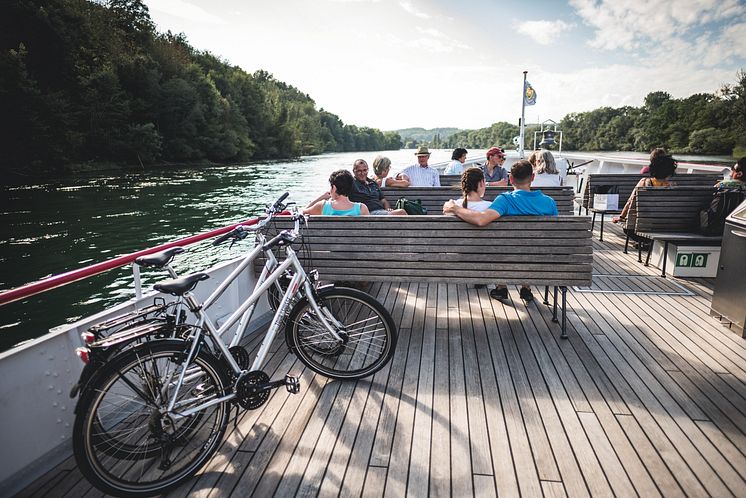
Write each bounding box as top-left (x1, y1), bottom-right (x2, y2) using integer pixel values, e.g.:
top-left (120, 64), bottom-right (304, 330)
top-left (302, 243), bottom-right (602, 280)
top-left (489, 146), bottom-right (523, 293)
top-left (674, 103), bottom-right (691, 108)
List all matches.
top-left (132, 262), bottom-right (142, 300)
top-left (519, 71), bottom-right (527, 159)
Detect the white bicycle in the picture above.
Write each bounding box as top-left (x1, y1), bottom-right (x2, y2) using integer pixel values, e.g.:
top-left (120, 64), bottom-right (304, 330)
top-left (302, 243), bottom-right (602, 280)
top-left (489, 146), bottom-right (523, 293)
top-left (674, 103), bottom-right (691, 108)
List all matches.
top-left (71, 193), bottom-right (398, 496)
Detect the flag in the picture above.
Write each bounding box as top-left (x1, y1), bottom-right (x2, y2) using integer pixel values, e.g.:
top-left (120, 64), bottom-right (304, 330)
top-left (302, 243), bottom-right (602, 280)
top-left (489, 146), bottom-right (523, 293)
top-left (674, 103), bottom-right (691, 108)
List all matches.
top-left (524, 80), bottom-right (537, 106)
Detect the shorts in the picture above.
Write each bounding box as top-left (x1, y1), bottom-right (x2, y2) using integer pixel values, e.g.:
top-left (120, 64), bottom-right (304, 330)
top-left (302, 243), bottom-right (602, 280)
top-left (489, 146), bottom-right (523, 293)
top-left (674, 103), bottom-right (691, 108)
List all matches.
top-left (370, 209), bottom-right (391, 215)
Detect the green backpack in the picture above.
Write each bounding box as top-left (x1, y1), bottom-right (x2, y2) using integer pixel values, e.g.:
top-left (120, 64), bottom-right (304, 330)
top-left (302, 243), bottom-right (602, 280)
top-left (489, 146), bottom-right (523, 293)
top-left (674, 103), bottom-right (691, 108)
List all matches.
top-left (395, 197), bottom-right (428, 215)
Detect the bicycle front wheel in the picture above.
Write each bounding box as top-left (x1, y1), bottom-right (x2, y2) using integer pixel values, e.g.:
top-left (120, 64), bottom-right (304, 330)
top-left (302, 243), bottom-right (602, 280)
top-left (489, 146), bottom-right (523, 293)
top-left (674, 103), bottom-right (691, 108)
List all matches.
top-left (285, 286), bottom-right (398, 380)
top-left (73, 340), bottom-right (230, 497)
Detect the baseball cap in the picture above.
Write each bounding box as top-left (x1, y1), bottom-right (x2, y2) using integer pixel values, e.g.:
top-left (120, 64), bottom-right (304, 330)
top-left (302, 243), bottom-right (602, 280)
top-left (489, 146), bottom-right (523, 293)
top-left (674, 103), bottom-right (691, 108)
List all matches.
top-left (486, 147), bottom-right (506, 158)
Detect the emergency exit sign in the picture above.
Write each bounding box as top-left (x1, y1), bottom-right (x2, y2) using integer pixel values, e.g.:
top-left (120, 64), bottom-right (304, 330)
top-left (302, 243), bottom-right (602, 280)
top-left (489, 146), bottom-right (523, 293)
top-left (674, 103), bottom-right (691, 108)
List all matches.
top-left (676, 253), bottom-right (709, 268)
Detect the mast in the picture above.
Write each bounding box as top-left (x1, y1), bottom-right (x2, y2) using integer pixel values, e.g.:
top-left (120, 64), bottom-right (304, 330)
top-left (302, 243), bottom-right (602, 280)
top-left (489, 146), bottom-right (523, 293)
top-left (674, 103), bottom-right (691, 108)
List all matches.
top-left (519, 71), bottom-right (527, 159)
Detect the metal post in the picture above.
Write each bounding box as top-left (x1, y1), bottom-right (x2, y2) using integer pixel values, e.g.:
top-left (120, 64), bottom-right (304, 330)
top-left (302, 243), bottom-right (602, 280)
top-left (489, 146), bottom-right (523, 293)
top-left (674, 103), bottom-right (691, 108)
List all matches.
top-left (561, 287), bottom-right (568, 339)
top-left (552, 286), bottom-right (558, 323)
top-left (519, 71), bottom-right (527, 159)
top-left (132, 262), bottom-right (142, 300)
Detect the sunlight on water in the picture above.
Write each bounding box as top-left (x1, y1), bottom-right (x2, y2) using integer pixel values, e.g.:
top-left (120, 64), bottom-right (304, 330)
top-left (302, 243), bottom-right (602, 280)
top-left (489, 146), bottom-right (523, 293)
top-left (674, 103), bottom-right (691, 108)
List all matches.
top-left (0, 149), bottom-right (461, 351)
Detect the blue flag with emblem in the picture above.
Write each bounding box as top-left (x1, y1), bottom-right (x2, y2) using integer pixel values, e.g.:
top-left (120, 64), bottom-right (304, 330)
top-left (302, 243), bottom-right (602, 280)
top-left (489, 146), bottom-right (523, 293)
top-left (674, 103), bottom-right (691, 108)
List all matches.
top-left (524, 80), bottom-right (537, 106)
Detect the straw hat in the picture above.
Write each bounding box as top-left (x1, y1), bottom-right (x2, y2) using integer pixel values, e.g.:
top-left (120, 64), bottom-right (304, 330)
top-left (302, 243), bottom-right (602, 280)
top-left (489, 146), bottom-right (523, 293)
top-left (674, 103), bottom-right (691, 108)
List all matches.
top-left (415, 145), bottom-right (431, 156)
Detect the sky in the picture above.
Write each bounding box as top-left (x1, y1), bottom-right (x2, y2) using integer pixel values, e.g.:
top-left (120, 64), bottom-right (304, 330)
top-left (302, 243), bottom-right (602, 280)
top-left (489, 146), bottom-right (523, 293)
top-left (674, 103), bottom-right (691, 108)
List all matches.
top-left (145, 0), bottom-right (746, 131)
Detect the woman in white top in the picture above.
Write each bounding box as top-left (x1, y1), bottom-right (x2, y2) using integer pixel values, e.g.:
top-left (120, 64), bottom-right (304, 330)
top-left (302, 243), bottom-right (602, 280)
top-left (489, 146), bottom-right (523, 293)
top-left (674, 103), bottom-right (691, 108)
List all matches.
top-left (531, 149), bottom-right (563, 187)
top-left (446, 167), bottom-right (492, 213)
top-left (444, 147), bottom-right (468, 176)
top-left (373, 155), bottom-right (410, 187)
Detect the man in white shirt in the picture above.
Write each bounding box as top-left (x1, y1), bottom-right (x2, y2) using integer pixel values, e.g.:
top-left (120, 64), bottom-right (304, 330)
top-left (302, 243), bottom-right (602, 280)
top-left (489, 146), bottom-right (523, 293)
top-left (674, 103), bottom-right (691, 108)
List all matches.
top-left (444, 148), bottom-right (468, 175)
top-left (400, 145), bottom-right (441, 186)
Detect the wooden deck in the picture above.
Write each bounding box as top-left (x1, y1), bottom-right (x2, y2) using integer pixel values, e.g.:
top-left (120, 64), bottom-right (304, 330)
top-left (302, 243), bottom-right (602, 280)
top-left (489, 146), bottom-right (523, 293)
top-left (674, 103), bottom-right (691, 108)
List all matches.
top-left (21, 222), bottom-right (746, 497)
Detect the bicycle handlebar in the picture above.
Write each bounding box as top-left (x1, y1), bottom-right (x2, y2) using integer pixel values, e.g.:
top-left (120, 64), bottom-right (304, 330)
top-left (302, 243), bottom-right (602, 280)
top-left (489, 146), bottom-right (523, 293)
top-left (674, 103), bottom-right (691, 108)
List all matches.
top-left (213, 192), bottom-right (304, 246)
top-left (271, 192), bottom-right (290, 212)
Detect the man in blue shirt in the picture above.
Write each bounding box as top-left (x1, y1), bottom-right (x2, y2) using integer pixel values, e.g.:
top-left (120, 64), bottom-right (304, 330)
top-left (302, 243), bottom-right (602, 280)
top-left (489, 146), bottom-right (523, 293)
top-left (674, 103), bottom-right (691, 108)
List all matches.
top-left (443, 159), bottom-right (558, 301)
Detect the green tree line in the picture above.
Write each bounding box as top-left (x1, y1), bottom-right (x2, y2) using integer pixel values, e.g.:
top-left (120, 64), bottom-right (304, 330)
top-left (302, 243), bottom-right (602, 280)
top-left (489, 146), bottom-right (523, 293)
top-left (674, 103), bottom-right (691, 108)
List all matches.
top-left (0, 0), bottom-right (402, 178)
top-left (444, 71), bottom-right (746, 157)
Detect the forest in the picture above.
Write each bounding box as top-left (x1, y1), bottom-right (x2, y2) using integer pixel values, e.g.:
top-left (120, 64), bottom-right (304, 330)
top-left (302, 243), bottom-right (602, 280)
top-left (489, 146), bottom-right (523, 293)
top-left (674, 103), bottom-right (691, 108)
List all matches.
top-left (444, 70), bottom-right (746, 157)
top-left (1, 0), bottom-right (402, 178)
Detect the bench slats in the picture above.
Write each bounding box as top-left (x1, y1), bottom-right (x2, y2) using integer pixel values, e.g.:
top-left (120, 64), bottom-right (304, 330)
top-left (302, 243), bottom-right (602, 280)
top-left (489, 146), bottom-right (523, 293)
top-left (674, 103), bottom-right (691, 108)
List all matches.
top-left (581, 173), bottom-right (721, 210)
top-left (305, 242), bottom-right (593, 252)
top-left (262, 215), bottom-right (593, 286)
top-left (634, 187), bottom-right (715, 235)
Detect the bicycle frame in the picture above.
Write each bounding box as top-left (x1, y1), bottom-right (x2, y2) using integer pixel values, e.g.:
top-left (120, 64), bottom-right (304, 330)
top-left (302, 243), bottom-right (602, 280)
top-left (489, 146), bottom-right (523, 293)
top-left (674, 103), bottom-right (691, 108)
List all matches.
top-left (163, 220), bottom-right (345, 418)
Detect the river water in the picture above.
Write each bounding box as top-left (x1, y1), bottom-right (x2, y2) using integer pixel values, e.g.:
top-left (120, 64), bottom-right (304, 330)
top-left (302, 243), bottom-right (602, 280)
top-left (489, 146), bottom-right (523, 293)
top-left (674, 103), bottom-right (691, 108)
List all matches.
top-left (0, 149), bottom-right (464, 351)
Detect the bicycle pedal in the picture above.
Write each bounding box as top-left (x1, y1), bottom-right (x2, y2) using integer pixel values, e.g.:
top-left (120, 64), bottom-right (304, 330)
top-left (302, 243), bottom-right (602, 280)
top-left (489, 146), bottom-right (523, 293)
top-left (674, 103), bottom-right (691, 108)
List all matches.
top-left (285, 374), bottom-right (300, 394)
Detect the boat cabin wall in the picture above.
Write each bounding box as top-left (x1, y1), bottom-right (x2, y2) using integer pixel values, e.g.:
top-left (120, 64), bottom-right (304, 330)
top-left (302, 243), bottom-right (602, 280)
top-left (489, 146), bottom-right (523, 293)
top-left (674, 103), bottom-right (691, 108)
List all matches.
top-left (0, 256), bottom-right (271, 496)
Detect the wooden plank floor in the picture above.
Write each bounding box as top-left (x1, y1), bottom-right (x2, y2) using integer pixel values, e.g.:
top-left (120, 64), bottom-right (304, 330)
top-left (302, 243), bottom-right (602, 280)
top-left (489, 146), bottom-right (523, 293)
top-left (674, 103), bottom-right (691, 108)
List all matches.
top-left (22, 222), bottom-right (746, 497)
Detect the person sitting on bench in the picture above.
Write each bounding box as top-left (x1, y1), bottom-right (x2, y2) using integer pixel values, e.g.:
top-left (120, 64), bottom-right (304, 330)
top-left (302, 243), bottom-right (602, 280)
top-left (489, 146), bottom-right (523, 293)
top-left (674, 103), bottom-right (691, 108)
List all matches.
top-left (443, 160), bottom-right (558, 302)
top-left (304, 169), bottom-right (370, 216)
top-left (612, 154), bottom-right (677, 224)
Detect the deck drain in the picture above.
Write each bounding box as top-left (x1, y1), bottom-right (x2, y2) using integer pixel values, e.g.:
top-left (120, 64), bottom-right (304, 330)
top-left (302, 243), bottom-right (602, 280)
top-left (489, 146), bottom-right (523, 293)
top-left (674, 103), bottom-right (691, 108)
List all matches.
top-left (572, 274), bottom-right (695, 296)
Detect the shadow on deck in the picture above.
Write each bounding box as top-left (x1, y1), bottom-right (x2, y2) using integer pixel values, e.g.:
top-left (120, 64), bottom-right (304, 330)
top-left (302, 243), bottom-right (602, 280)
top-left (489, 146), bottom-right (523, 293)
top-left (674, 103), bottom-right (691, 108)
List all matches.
top-left (21, 222), bottom-right (746, 497)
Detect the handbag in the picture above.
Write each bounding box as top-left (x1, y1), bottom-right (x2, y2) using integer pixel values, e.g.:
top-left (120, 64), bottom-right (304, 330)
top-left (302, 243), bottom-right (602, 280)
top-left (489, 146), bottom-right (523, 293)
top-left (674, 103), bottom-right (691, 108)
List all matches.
top-left (395, 198), bottom-right (428, 215)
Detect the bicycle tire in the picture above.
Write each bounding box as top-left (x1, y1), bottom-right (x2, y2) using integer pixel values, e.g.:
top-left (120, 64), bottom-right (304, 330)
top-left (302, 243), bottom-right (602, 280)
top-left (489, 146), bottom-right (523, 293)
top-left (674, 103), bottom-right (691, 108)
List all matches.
top-left (267, 271), bottom-right (293, 312)
top-left (73, 340), bottom-right (230, 497)
top-left (285, 286), bottom-right (397, 380)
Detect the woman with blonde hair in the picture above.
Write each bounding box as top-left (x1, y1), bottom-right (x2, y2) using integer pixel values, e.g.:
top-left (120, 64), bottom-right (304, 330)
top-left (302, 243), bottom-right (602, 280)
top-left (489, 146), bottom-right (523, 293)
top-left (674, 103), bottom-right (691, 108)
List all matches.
top-left (372, 155), bottom-right (410, 187)
top-left (531, 149), bottom-right (563, 187)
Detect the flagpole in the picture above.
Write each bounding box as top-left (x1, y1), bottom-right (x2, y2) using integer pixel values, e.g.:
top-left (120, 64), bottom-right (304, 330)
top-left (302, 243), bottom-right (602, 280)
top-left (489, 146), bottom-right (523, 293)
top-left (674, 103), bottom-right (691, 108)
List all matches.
top-left (519, 71), bottom-right (527, 159)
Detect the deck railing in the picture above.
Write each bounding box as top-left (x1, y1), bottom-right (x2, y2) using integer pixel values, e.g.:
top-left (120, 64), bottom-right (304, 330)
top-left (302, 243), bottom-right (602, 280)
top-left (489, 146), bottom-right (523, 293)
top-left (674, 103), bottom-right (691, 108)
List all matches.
top-left (0, 217), bottom-right (260, 306)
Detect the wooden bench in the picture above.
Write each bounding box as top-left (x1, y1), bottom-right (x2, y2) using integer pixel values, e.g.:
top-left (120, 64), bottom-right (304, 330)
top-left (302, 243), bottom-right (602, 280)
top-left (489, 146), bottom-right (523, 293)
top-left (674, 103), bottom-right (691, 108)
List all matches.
top-left (267, 215), bottom-right (592, 338)
top-left (440, 174), bottom-right (465, 186)
top-left (580, 173), bottom-right (722, 240)
top-left (630, 186), bottom-right (720, 276)
top-left (380, 186), bottom-right (576, 215)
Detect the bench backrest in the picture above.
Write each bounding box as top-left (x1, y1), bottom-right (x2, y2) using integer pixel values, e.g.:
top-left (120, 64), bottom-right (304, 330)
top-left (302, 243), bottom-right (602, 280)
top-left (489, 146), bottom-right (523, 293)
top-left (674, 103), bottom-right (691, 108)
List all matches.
top-left (380, 186), bottom-right (575, 215)
top-left (581, 173), bottom-right (721, 210)
top-left (634, 186), bottom-right (715, 233)
top-left (264, 215), bottom-right (592, 286)
top-left (440, 174), bottom-right (464, 186)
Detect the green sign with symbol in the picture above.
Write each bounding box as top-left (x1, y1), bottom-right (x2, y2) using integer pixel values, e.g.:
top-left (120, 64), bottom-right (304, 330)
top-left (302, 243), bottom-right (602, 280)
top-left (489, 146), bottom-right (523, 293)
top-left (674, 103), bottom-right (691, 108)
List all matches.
top-left (676, 253), bottom-right (709, 268)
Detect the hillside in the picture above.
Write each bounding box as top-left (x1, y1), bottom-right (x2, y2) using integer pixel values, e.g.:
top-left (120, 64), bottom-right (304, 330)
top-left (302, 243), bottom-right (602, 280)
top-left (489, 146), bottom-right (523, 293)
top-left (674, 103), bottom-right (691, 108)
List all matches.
top-left (394, 127), bottom-right (460, 145)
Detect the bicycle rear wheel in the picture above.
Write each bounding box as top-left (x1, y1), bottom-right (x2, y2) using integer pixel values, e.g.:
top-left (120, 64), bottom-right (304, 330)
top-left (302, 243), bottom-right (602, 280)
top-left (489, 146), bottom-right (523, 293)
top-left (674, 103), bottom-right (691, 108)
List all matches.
top-left (73, 340), bottom-right (230, 497)
top-left (285, 286), bottom-right (397, 380)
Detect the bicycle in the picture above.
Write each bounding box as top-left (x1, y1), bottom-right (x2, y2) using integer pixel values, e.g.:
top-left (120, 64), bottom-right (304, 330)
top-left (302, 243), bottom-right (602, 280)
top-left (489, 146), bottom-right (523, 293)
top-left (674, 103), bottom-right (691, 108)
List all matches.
top-left (70, 194), bottom-right (306, 397)
top-left (71, 193), bottom-right (398, 497)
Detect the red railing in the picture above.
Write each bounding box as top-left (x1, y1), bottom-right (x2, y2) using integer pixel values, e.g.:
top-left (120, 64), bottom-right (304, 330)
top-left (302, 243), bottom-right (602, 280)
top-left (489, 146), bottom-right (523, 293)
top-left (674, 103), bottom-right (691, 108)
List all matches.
top-left (0, 217), bottom-right (260, 307)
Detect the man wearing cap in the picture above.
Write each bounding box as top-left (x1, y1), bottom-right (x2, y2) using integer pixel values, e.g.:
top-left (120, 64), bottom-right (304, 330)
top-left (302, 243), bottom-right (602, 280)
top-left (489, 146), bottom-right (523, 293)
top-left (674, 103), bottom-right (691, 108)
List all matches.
top-left (399, 145), bottom-right (441, 187)
top-left (483, 147), bottom-right (509, 186)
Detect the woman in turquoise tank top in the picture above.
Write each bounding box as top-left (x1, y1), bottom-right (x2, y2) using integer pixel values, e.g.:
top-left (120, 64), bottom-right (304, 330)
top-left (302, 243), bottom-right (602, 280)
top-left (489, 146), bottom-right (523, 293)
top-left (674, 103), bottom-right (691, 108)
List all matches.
top-left (304, 170), bottom-right (369, 216)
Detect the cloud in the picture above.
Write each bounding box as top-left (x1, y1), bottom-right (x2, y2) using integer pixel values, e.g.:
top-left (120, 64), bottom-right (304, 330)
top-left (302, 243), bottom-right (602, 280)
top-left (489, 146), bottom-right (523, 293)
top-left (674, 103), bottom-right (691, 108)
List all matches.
top-left (699, 22), bottom-right (746, 67)
top-left (569, 0), bottom-right (746, 51)
top-left (147, 0), bottom-right (226, 24)
top-left (400, 1), bottom-right (429, 19)
top-left (516, 20), bottom-right (574, 45)
top-left (410, 27), bottom-right (471, 53)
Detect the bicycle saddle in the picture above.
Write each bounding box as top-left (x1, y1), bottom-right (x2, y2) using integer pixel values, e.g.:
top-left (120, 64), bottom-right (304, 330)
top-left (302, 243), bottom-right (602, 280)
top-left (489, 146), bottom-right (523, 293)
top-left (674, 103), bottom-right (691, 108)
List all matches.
top-left (154, 273), bottom-right (209, 296)
top-left (135, 247), bottom-right (185, 268)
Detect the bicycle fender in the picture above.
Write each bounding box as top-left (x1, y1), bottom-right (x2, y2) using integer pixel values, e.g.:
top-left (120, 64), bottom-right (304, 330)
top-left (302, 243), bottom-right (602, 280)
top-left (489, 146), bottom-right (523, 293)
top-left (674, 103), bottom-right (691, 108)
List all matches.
top-left (72, 338), bottom-right (214, 414)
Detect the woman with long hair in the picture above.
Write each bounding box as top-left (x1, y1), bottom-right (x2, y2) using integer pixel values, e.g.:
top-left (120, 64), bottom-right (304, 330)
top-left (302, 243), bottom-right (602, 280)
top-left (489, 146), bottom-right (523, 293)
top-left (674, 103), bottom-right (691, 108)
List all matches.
top-left (450, 167), bottom-right (492, 212)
